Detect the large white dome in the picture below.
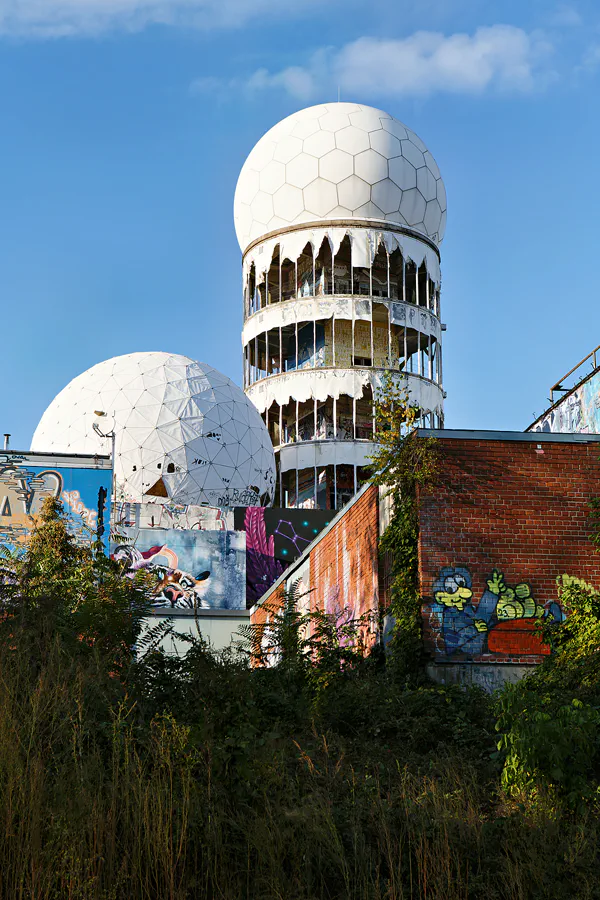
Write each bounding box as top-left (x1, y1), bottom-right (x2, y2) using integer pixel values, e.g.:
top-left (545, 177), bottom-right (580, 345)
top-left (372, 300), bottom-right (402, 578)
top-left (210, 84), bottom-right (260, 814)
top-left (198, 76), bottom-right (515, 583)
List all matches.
top-left (31, 352), bottom-right (276, 508)
top-left (234, 102), bottom-right (446, 252)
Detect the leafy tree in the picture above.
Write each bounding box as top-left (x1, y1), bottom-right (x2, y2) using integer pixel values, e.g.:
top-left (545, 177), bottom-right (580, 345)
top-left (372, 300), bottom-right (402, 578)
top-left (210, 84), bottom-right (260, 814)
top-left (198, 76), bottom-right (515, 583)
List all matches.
top-left (0, 496), bottom-right (151, 682)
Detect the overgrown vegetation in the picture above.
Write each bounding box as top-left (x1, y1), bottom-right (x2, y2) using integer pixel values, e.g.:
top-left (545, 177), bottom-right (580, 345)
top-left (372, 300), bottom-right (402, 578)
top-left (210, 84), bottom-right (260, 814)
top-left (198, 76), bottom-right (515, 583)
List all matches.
top-left (3, 475), bottom-right (600, 895)
top-left (369, 371), bottom-right (439, 677)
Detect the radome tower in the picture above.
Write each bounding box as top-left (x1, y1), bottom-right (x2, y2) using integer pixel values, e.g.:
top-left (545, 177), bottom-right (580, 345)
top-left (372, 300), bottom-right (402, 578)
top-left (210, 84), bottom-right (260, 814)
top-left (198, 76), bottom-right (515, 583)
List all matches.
top-left (234, 102), bottom-right (446, 509)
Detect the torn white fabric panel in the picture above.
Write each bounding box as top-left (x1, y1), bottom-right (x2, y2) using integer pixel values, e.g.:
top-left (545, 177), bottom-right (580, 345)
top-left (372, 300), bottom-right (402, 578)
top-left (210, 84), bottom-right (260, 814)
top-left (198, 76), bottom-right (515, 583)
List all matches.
top-left (244, 225), bottom-right (442, 290)
top-left (351, 230), bottom-right (369, 269)
top-left (329, 227), bottom-right (351, 259)
top-left (246, 369), bottom-right (373, 412)
top-left (243, 297), bottom-right (442, 345)
top-left (371, 371), bottom-right (444, 415)
top-left (278, 440), bottom-right (378, 473)
top-left (246, 368), bottom-right (442, 414)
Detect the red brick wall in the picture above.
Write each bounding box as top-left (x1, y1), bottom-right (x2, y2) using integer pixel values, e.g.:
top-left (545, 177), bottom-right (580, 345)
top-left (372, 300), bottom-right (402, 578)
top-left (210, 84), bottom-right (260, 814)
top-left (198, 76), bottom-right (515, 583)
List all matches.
top-left (250, 485), bottom-right (380, 644)
top-left (419, 437), bottom-right (600, 665)
top-left (311, 484), bottom-right (379, 623)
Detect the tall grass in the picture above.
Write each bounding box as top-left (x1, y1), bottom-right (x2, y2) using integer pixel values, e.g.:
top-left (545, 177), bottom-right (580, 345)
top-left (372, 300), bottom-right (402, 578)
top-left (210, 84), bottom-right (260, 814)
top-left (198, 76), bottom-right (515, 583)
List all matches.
top-left (0, 501), bottom-right (598, 899)
top-left (0, 634), bottom-right (597, 900)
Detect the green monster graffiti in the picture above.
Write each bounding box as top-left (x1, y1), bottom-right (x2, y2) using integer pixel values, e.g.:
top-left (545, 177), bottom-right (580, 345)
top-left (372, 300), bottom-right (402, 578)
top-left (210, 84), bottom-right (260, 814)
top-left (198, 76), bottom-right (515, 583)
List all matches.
top-left (430, 567), bottom-right (563, 658)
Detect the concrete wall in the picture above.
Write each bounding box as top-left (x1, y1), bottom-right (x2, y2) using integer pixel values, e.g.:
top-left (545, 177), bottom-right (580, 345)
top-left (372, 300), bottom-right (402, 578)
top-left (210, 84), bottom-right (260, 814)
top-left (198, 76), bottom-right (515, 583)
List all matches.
top-left (140, 609), bottom-right (249, 656)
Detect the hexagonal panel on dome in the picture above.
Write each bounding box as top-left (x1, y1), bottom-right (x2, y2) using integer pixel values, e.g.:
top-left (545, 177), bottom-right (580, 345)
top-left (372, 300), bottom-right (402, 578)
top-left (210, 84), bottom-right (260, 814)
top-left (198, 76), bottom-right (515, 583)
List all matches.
top-left (233, 102), bottom-right (446, 249)
top-left (273, 183), bottom-right (304, 221)
top-left (273, 135), bottom-right (303, 164)
top-left (369, 130), bottom-right (401, 159)
top-left (399, 188), bottom-right (427, 227)
top-left (335, 125), bottom-right (370, 155)
top-left (31, 353), bottom-right (276, 508)
top-left (304, 177), bottom-right (338, 217)
top-left (303, 130), bottom-right (336, 159)
top-left (389, 156), bottom-right (417, 191)
top-left (259, 160), bottom-right (286, 194)
top-left (318, 109), bottom-right (352, 132)
top-left (417, 166), bottom-right (437, 202)
top-left (372, 178), bottom-right (402, 215)
top-left (337, 174), bottom-right (370, 211)
top-left (286, 154), bottom-right (318, 189)
top-left (354, 148), bottom-right (389, 185)
top-left (319, 148), bottom-right (354, 184)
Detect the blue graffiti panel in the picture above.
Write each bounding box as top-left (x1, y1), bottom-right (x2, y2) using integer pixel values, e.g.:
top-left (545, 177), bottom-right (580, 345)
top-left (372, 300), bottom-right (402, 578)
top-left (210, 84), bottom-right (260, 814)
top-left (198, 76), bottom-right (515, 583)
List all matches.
top-left (110, 527), bottom-right (246, 612)
top-left (0, 452), bottom-right (112, 551)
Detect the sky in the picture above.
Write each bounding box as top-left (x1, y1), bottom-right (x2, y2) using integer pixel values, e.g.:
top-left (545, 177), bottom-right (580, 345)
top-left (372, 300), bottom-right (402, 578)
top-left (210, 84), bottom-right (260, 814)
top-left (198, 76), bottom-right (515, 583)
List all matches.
top-left (1, 0), bottom-right (599, 448)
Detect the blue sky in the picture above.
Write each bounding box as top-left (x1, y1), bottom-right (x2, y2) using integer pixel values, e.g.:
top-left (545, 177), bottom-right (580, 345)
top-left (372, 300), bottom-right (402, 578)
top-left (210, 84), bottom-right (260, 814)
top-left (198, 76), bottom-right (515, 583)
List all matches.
top-left (1, 0), bottom-right (599, 447)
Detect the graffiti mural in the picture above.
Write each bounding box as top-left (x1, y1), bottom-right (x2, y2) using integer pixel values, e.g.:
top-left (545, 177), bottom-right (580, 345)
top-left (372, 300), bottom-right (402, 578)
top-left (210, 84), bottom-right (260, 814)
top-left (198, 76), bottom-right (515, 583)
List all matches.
top-left (234, 507), bottom-right (332, 606)
top-left (531, 370), bottom-right (600, 434)
top-left (110, 527), bottom-right (246, 612)
top-left (428, 567), bottom-right (564, 658)
top-left (0, 452), bottom-right (111, 551)
top-left (113, 502), bottom-right (233, 532)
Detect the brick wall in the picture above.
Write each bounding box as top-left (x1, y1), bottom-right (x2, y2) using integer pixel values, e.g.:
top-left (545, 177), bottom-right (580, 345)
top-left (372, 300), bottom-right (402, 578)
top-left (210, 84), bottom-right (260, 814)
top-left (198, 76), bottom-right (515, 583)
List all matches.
top-left (419, 436), bottom-right (600, 666)
top-left (250, 485), bottom-right (381, 646)
top-left (311, 484), bottom-right (379, 622)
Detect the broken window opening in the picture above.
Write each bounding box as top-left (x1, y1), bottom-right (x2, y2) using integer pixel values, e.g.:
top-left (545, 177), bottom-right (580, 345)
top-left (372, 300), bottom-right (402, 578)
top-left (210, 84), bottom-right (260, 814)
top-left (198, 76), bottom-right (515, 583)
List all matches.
top-left (315, 237), bottom-right (333, 296)
top-left (356, 385), bottom-right (374, 440)
top-left (267, 246), bottom-right (281, 304)
top-left (316, 399), bottom-right (335, 440)
top-left (297, 399), bottom-right (315, 442)
top-left (353, 265), bottom-right (370, 296)
top-left (248, 263), bottom-right (256, 314)
top-left (281, 257), bottom-right (295, 303)
top-left (333, 236), bottom-right (352, 295)
top-left (405, 262), bottom-right (417, 305)
top-left (372, 243), bottom-right (389, 298)
top-left (297, 242), bottom-right (314, 298)
top-left (281, 324), bottom-right (297, 372)
top-left (418, 263), bottom-right (428, 307)
top-left (406, 328), bottom-right (419, 374)
top-left (393, 324), bottom-right (406, 372)
top-left (389, 248), bottom-right (404, 301)
top-left (336, 395), bottom-right (354, 441)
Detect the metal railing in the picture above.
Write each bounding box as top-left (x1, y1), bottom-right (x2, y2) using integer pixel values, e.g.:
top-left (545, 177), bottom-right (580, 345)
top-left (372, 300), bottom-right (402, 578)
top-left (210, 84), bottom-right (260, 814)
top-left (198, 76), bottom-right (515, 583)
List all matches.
top-left (550, 344), bottom-right (600, 403)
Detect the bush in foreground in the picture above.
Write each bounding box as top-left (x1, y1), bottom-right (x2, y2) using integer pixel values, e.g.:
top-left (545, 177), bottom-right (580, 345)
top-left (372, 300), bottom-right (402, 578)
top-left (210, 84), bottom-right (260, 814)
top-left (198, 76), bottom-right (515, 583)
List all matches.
top-left (0, 500), bottom-right (599, 898)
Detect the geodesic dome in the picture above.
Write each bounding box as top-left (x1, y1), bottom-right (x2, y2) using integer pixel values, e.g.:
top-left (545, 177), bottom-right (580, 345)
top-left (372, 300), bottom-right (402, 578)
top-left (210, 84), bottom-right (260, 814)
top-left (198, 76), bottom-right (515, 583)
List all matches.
top-left (234, 102), bottom-right (446, 252)
top-left (31, 352), bottom-right (276, 508)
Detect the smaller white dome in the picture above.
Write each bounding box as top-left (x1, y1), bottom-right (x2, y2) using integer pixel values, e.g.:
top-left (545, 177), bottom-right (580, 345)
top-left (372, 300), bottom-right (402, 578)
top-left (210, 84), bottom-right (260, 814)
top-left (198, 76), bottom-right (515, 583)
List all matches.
top-left (31, 352), bottom-right (276, 508)
top-left (234, 102), bottom-right (446, 251)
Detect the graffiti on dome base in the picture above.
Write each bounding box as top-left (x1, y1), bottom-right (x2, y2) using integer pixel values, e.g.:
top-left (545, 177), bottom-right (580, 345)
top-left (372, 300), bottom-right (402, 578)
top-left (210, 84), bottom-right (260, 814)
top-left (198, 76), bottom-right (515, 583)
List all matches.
top-left (428, 567), bottom-right (565, 659)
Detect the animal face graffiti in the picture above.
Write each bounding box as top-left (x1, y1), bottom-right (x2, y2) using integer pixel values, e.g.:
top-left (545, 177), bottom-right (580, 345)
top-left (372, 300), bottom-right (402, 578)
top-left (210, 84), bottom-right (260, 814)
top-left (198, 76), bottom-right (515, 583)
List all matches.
top-left (111, 543), bottom-right (212, 610)
top-left (110, 526), bottom-right (246, 612)
top-left (434, 568), bottom-right (473, 611)
top-left (153, 567), bottom-right (211, 609)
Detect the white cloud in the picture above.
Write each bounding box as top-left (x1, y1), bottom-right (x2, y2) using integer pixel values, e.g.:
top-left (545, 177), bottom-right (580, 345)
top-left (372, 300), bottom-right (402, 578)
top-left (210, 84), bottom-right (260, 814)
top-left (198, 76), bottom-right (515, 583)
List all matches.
top-left (0, 0), bottom-right (320, 37)
top-left (240, 26), bottom-right (555, 101)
